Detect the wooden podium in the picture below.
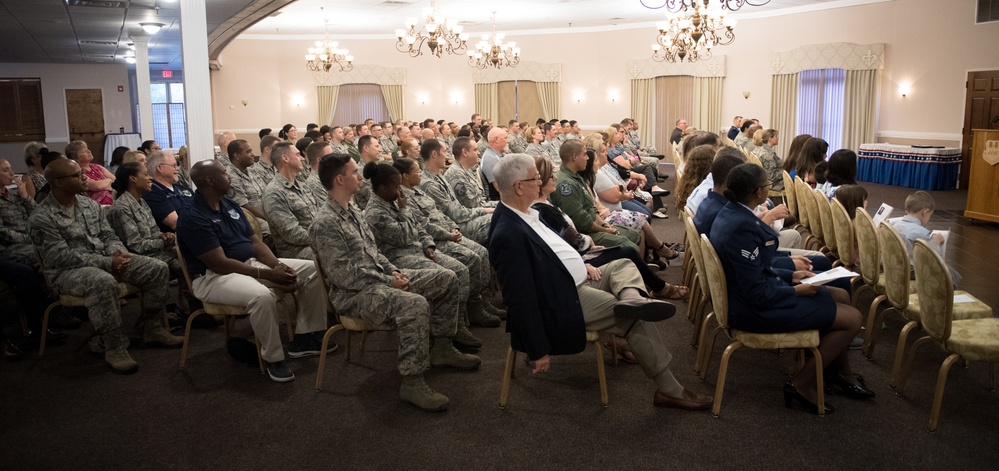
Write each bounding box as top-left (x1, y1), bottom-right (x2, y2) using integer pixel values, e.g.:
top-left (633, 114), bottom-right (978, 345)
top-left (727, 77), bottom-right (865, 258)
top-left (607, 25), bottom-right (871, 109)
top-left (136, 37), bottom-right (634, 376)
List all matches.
top-left (965, 129), bottom-right (999, 223)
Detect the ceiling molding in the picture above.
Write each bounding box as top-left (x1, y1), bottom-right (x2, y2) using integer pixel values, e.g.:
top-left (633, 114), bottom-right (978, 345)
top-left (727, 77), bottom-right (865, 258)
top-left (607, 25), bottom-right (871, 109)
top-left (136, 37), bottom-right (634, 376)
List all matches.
top-left (207, 0), bottom-right (295, 62)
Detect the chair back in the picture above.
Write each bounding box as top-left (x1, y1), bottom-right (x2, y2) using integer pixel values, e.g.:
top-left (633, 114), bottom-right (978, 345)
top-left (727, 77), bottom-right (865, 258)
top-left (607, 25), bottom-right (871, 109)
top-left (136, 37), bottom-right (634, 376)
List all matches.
top-left (244, 212), bottom-right (263, 240)
top-left (311, 254), bottom-right (339, 316)
top-left (173, 243), bottom-right (197, 294)
top-left (743, 148), bottom-right (764, 168)
top-left (671, 144), bottom-right (684, 179)
top-left (815, 190), bottom-right (837, 255)
top-left (877, 221), bottom-right (912, 310)
top-left (854, 208), bottom-right (880, 285)
top-left (794, 177), bottom-right (811, 229)
top-left (782, 170), bottom-right (797, 219)
top-left (912, 239), bottom-right (954, 342)
top-left (830, 198), bottom-right (856, 268)
top-left (683, 206), bottom-right (700, 266)
top-left (698, 234), bottom-right (729, 329)
top-left (802, 183), bottom-right (822, 240)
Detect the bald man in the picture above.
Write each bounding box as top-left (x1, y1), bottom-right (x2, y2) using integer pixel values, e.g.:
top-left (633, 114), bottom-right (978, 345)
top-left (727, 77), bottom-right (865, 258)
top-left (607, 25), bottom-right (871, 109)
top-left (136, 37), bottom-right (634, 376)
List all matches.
top-left (217, 131), bottom-right (236, 160)
top-left (478, 127), bottom-right (508, 201)
top-left (29, 158), bottom-right (181, 373)
top-left (177, 160), bottom-right (330, 382)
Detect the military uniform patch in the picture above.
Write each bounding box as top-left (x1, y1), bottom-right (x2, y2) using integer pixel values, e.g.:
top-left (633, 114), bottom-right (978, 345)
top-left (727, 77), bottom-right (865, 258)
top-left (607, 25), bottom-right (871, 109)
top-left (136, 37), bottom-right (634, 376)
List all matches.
top-left (558, 182), bottom-right (573, 196)
top-left (227, 208), bottom-right (241, 220)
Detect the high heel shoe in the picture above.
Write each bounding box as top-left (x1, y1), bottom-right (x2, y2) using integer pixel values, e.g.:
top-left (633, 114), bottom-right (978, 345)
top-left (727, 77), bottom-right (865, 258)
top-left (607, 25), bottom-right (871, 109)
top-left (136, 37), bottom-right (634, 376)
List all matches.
top-left (826, 373), bottom-right (876, 399)
top-left (783, 382), bottom-right (835, 415)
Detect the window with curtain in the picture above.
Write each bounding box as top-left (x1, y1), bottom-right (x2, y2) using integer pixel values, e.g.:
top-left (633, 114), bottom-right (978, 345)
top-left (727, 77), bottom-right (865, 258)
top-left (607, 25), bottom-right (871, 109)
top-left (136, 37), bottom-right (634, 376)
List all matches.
top-left (796, 68), bottom-right (845, 155)
top-left (497, 80), bottom-right (544, 124)
top-left (332, 83), bottom-right (389, 126)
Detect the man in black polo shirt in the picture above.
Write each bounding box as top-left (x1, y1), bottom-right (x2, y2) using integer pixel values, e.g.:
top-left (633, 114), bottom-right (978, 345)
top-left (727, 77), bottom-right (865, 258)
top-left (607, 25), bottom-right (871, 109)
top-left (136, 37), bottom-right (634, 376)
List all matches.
top-left (177, 160), bottom-right (332, 383)
top-left (144, 151), bottom-right (193, 232)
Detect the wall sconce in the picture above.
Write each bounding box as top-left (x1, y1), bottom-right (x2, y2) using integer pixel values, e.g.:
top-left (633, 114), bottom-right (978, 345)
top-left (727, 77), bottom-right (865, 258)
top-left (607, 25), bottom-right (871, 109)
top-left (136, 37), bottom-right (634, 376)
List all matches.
top-left (417, 93), bottom-right (429, 105)
top-left (291, 95), bottom-right (303, 107)
top-left (899, 83), bottom-right (911, 98)
top-left (449, 91), bottom-right (463, 105)
top-left (742, 91), bottom-right (750, 99)
top-left (573, 90), bottom-right (585, 103)
top-left (607, 90), bottom-right (619, 103)
top-left (241, 99), bottom-right (248, 107)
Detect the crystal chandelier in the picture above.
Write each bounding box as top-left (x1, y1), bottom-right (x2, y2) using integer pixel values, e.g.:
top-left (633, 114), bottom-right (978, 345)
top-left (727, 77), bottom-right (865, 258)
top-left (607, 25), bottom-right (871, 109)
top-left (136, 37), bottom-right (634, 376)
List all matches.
top-left (305, 11), bottom-right (353, 73)
top-left (651, 1), bottom-right (737, 63)
top-left (395, 0), bottom-right (469, 58)
top-left (467, 13), bottom-right (520, 69)
top-left (641, 0), bottom-right (770, 12)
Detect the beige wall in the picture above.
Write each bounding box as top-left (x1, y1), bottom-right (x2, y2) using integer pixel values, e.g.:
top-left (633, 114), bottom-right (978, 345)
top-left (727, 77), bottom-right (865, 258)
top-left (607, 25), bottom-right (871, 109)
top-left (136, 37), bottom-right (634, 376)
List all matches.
top-left (214, 0), bottom-right (998, 150)
top-left (1, 63), bottom-right (132, 172)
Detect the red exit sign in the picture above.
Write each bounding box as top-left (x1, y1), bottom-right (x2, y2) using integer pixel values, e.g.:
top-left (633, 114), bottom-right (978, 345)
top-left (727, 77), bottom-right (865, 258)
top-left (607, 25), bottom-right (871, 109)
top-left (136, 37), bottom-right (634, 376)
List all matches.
top-left (162, 70), bottom-right (173, 78)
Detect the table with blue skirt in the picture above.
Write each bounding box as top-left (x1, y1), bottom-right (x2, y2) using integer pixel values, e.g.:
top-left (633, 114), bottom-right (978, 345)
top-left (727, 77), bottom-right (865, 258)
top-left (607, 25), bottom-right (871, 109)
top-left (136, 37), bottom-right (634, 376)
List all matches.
top-left (856, 143), bottom-right (961, 191)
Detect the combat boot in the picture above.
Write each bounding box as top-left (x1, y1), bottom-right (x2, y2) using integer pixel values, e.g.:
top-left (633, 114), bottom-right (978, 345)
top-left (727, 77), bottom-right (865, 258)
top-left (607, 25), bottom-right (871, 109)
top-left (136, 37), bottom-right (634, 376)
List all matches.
top-left (452, 324), bottom-right (482, 349)
top-left (468, 301), bottom-right (501, 328)
top-left (400, 374), bottom-right (449, 412)
top-left (482, 297), bottom-right (507, 320)
top-left (430, 337), bottom-right (481, 370)
top-left (143, 311), bottom-right (184, 347)
top-left (101, 331), bottom-right (138, 374)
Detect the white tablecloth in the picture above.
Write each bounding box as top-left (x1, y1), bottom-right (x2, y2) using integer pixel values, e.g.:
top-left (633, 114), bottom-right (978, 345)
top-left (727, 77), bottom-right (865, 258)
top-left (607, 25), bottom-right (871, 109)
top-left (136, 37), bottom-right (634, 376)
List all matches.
top-left (103, 133), bottom-right (142, 167)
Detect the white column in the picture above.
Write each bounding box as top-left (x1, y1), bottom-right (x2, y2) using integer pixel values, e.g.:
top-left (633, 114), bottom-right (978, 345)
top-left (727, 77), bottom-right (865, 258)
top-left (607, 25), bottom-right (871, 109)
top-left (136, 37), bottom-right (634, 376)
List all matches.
top-left (179, 0), bottom-right (213, 164)
top-left (130, 35), bottom-right (155, 142)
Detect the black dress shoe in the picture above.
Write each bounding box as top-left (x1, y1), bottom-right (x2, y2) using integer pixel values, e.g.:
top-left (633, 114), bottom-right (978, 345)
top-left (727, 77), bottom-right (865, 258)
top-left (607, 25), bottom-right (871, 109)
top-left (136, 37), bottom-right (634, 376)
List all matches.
top-left (650, 189), bottom-right (671, 197)
top-left (1, 339), bottom-right (23, 361)
top-left (783, 382), bottom-right (834, 415)
top-left (613, 298), bottom-right (676, 322)
top-left (827, 373), bottom-right (876, 399)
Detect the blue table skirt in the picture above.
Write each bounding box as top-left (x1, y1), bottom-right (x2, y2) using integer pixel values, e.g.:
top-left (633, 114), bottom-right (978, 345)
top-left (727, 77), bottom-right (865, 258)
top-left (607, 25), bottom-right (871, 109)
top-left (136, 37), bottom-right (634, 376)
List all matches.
top-left (857, 153), bottom-right (960, 191)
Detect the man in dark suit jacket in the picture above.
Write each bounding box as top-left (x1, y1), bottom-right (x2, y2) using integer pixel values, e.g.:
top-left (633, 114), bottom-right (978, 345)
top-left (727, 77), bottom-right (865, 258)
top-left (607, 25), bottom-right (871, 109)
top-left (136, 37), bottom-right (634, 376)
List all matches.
top-left (669, 118), bottom-right (688, 145)
top-left (487, 153), bottom-right (712, 410)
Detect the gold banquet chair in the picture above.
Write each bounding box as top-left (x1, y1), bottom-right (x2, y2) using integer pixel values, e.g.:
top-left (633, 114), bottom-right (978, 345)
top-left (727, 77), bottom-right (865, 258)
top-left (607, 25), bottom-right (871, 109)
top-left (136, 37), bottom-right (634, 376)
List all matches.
top-left (697, 234), bottom-right (826, 417)
top-left (814, 190), bottom-right (839, 262)
top-left (830, 198), bottom-right (858, 272)
top-left (499, 331), bottom-right (609, 408)
top-left (39, 283), bottom-right (141, 358)
top-left (782, 170), bottom-right (798, 224)
top-left (683, 207), bottom-right (709, 339)
top-left (895, 239), bottom-right (997, 432)
top-left (313, 255), bottom-right (396, 392)
top-left (174, 243), bottom-right (266, 373)
top-left (853, 207), bottom-right (886, 306)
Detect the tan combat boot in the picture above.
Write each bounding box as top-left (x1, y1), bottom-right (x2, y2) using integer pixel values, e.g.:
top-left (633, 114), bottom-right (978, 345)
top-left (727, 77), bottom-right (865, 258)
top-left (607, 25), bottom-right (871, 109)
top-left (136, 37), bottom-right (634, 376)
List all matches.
top-left (102, 332), bottom-right (138, 374)
top-left (430, 337), bottom-right (481, 370)
top-left (143, 311), bottom-right (184, 347)
top-left (400, 374), bottom-right (449, 412)
top-left (452, 323), bottom-right (482, 349)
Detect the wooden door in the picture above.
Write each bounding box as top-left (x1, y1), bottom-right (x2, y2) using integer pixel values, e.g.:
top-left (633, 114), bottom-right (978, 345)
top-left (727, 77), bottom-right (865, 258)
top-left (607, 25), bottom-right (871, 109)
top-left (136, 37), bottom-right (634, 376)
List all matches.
top-left (65, 89), bottom-right (105, 165)
top-left (961, 71), bottom-right (999, 188)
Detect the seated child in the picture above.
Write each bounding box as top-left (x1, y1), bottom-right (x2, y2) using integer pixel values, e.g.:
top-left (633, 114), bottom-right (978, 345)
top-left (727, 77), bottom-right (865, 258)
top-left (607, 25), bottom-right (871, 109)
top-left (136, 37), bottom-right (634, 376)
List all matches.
top-left (890, 191), bottom-right (961, 287)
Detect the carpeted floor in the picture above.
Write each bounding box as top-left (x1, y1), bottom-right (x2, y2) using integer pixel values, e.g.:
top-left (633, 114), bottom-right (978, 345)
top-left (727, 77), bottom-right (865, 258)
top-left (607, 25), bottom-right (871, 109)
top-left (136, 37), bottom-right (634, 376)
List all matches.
top-left (2, 165), bottom-right (997, 470)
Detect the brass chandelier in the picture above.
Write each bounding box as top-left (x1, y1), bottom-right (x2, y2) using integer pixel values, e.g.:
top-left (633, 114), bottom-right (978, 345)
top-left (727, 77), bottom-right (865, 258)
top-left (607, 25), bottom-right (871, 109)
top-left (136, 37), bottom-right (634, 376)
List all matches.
top-left (467, 13), bottom-right (520, 69)
top-left (305, 11), bottom-right (353, 73)
top-left (641, 0), bottom-right (770, 12)
top-left (647, 0), bottom-right (770, 63)
top-left (395, 0), bottom-right (469, 58)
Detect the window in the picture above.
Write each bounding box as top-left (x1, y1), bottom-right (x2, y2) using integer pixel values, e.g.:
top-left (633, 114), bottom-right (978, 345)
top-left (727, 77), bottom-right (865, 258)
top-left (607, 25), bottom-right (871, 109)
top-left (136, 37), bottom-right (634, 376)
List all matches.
top-left (138, 81), bottom-right (186, 148)
top-left (797, 68), bottom-right (845, 155)
top-left (0, 78), bottom-right (45, 142)
top-left (331, 84), bottom-right (389, 126)
top-left (978, 0), bottom-right (999, 23)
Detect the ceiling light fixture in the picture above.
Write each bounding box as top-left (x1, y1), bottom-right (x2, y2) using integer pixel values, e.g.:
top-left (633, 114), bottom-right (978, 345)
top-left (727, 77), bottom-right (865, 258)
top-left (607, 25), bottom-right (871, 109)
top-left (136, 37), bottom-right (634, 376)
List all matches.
top-left (395, 0), bottom-right (469, 59)
top-left (650, 1), bottom-right (734, 63)
top-left (641, 0), bottom-right (769, 12)
top-left (140, 22), bottom-right (164, 34)
top-left (305, 8), bottom-right (354, 73)
top-left (467, 12), bottom-right (520, 69)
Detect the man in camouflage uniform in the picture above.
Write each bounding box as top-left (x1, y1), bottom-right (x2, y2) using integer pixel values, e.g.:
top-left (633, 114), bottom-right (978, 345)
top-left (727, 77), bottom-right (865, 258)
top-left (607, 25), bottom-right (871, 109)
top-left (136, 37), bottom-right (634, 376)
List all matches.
top-left (250, 135), bottom-right (280, 190)
top-left (223, 139), bottom-right (270, 239)
top-left (329, 126), bottom-right (349, 155)
top-left (309, 154), bottom-right (480, 412)
top-left (379, 123), bottom-right (399, 158)
top-left (507, 120), bottom-right (527, 154)
top-left (445, 137), bottom-right (497, 212)
top-left (419, 139), bottom-right (494, 246)
top-left (262, 142), bottom-right (322, 259)
top-left (548, 141), bottom-right (641, 252)
top-left (400, 158), bottom-right (504, 326)
top-left (540, 123), bottom-right (561, 167)
top-left (370, 123), bottom-right (394, 161)
top-left (302, 141), bottom-right (333, 207)
top-left (0, 158), bottom-right (39, 267)
top-left (362, 163), bottom-right (487, 337)
top-left (29, 158), bottom-right (181, 373)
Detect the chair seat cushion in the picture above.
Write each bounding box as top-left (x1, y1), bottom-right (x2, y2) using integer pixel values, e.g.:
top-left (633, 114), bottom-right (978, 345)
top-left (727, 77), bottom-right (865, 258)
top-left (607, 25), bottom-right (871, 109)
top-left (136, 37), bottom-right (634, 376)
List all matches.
top-left (60, 283), bottom-right (138, 307)
top-left (585, 331), bottom-right (601, 342)
top-left (905, 290), bottom-right (992, 322)
top-left (203, 302), bottom-right (249, 316)
top-left (340, 315), bottom-right (395, 332)
top-left (946, 318), bottom-right (999, 362)
top-left (731, 329), bottom-right (820, 349)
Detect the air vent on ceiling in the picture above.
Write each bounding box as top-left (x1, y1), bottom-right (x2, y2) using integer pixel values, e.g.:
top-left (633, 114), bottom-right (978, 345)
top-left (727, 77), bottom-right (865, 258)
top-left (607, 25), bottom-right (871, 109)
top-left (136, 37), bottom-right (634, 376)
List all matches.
top-left (82, 54), bottom-right (115, 59)
top-left (381, 0), bottom-right (413, 5)
top-left (79, 40), bottom-right (119, 46)
top-left (65, 0), bottom-right (125, 7)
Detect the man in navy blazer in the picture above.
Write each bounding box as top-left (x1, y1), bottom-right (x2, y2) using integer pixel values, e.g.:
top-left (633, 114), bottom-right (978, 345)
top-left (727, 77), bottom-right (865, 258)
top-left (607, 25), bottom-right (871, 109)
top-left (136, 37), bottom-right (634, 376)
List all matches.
top-left (487, 153), bottom-right (712, 410)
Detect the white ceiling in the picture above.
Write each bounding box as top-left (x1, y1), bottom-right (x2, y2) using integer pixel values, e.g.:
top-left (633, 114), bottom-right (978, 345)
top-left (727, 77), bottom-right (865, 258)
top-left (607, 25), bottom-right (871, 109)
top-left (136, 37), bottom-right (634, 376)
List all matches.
top-left (0, 0), bottom-right (886, 70)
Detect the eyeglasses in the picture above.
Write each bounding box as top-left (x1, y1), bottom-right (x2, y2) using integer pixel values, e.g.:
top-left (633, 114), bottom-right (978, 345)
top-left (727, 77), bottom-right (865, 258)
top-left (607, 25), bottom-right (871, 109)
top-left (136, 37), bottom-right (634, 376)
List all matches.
top-left (518, 175), bottom-right (542, 184)
top-left (158, 162), bottom-right (180, 168)
top-left (55, 171), bottom-right (84, 180)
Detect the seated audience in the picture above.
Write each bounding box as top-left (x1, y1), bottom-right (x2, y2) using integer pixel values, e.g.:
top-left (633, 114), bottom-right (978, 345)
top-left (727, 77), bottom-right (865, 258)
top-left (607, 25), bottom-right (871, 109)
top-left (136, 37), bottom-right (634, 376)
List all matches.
top-left (107, 146), bottom-right (130, 175)
top-left (795, 138), bottom-right (829, 188)
top-left (0, 158), bottom-right (39, 266)
top-left (674, 145), bottom-right (715, 214)
top-left (177, 160), bottom-right (330, 383)
top-left (752, 129), bottom-right (783, 191)
top-left (66, 140), bottom-right (114, 205)
top-left (224, 139), bottom-right (268, 224)
top-left (262, 142), bottom-right (323, 259)
top-left (819, 149), bottom-right (858, 199)
top-left (143, 151), bottom-right (193, 232)
top-left (24, 142), bottom-right (47, 196)
top-left (445, 137), bottom-right (496, 212)
top-left (420, 140), bottom-right (494, 246)
top-left (783, 133), bottom-right (812, 180)
top-left (891, 190), bottom-right (962, 287)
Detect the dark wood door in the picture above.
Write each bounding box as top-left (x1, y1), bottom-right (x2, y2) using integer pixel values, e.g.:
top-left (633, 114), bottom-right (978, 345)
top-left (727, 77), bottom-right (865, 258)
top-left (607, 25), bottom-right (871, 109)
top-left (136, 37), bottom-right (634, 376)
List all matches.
top-left (65, 89), bottom-right (105, 165)
top-left (961, 71), bottom-right (999, 188)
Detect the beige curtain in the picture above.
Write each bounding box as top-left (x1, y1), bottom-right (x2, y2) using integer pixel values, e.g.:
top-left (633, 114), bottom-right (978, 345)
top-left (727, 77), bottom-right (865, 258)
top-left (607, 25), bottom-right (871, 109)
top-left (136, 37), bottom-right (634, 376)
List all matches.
top-left (654, 76), bottom-right (695, 153)
top-left (535, 82), bottom-right (561, 121)
top-left (474, 83), bottom-right (498, 124)
top-left (843, 69), bottom-right (881, 152)
top-left (380, 85), bottom-right (405, 122)
top-left (316, 85), bottom-right (339, 125)
top-left (630, 78), bottom-right (655, 151)
top-left (769, 73), bottom-right (799, 159)
top-left (692, 77), bottom-right (723, 135)
top-left (332, 84), bottom-right (390, 126)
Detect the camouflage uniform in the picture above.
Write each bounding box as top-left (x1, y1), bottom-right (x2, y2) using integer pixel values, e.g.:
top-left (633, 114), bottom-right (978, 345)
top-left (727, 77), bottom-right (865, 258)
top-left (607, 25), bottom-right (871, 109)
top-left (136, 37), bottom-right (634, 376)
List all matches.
top-left (524, 142), bottom-right (545, 157)
top-left (443, 135), bottom-right (457, 160)
top-left (379, 135), bottom-right (398, 157)
top-left (222, 159), bottom-right (270, 237)
top-left (107, 192), bottom-right (180, 274)
top-left (303, 173), bottom-right (329, 208)
top-left (344, 140), bottom-right (361, 162)
top-left (540, 140), bottom-right (561, 168)
top-left (249, 161), bottom-right (277, 190)
top-left (444, 163), bottom-right (496, 211)
top-left (419, 169), bottom-right (491, 246)
top-left (261, 175), bottom-right (322, 259)
top-left (508, 133), bottom-right (527, 154)
top-left (309, 199), bottom-right (460, 376)
top-left (29, 194), bottom-right (169, 350)
top-left (548, 167), bottom-right (641, 252)
top-left (330, 142), bottom-right (349, 156)
top-left (364, 194), bottom-right (469, 320)
top-left (0, 189), bottom-right (38, 266)
top-left (353, 178), bottom-right (372, 210)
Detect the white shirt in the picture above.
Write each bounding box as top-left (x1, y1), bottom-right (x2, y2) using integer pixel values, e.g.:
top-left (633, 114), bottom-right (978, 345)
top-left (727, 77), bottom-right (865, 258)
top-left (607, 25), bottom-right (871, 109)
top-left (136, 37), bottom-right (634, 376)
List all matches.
top-left (504, 202), bottom-right (587, 286)
top-left (686, 174), bottom-right (714, 214)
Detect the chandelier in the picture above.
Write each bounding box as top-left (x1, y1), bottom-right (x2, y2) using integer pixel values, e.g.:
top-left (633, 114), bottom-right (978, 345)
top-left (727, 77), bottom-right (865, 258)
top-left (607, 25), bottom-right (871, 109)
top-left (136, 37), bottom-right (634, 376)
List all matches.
top-left (467, 13), bottom-right (520, 69)
top-left (640, 0), bottom-right (770, 12)
top-left (650, 1), bottom-right (738, 63)
top-left (305, 11), bottom-right (353, 73)
top-left (395, 0), bottom-right (469, 58)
